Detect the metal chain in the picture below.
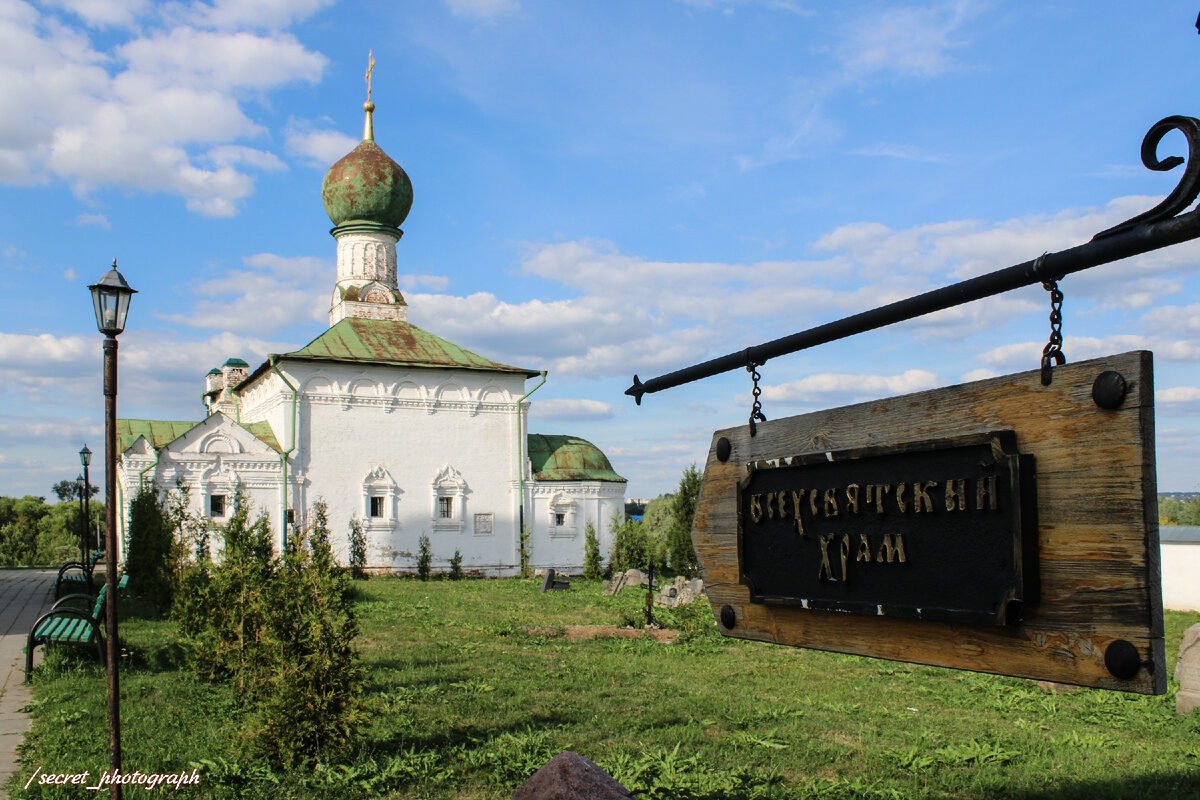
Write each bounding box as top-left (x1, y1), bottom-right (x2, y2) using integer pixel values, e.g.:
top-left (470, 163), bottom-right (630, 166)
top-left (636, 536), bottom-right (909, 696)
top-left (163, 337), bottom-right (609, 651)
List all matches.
top-left (1040, 278), bottom-right (1066, 386)
top-left (747, 363), bottom-right (767, 437)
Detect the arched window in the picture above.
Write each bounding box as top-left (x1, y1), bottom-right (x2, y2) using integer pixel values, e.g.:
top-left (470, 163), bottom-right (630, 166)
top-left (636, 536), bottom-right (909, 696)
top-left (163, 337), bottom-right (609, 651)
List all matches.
top-left (362, 466), bottom-right (399, 530)
top-left (548, 493), bottom-right (577, 539)
top-left (431, 464), bottom-right (467, 532)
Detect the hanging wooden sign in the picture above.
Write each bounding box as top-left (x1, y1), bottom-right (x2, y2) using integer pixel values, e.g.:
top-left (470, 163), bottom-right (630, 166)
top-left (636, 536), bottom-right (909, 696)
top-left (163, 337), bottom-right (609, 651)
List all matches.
top-left (693, 351), bottom-right (1165, 694)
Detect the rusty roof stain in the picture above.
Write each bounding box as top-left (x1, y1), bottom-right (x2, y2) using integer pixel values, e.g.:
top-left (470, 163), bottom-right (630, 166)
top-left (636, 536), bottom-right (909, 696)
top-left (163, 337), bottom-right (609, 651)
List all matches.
top-left (528, 434), bottom-right (626, 483)
top-left (280, 318), bottom-right (540, 377)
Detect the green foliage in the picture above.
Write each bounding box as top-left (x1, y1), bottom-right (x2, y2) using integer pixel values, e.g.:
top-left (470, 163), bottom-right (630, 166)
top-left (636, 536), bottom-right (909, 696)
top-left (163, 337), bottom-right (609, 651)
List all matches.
top-left (667, 463), bottom-right (702, 576)
top-left (417, 533), bottom-right (432, 580)
top-left (347, 517), bottom-right (368, 580)
top-left (250, 499), bottom-right (365, 766)
top-left (172, 495), bottom-right (365, 767)
top-left (0, 495), bottom-right (102, 567)
top-left (582, 521), bottom-right (603, 580)
top-left (449, 549), bottom-right (464, 580)
top-left (1160, 494), bottom-right (1200, 526)
top-left (51, 479), bottom-right (98, 503)
top-left (608, 515), bottom-right (661, 574)
top-left (519, 523), bottom-right (532, 578)
top-left (123, 485), bottom-right (174, 614)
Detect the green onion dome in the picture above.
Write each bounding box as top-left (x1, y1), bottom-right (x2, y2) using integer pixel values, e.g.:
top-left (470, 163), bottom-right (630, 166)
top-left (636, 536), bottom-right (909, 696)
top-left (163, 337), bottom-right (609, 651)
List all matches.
top-left (321, 101), bottom-right (413, 230)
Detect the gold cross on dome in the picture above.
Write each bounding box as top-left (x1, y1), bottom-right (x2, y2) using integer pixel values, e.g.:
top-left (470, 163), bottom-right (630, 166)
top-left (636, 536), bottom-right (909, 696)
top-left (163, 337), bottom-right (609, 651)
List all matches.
top-left (366, 50), bottom-right (375, 102)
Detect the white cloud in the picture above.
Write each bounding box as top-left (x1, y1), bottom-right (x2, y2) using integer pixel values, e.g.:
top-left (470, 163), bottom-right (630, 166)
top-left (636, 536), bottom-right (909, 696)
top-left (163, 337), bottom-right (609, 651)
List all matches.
top-left (444, 0), bottom-right (521, 21)
top-left (42, 0), bottom-right (150, 28)
top-left (160, 253), bottom-right (329, 333)
top-left (184, 0), bottom-right (337, 30)
top-left (72, 213), bottom-right (111, 228)
top-left (399, 274), bottom-right (451, 292)
top-left (0, 4), bottom-right (327, 215)
top-left (836, 1), bottom-right (979, 81)
top-left (1157, 387), bottom-right (1200, 404)
top-left (284, 122), bottom-right (358, 169)
top-left (747, 369), bottom-right (942, 407)
top-left (63, 268), bottom-right (77, 281)
top-left (977, 336), bottom-right (1200, 373)
top-left (529, 398), bottom-right (617, 421)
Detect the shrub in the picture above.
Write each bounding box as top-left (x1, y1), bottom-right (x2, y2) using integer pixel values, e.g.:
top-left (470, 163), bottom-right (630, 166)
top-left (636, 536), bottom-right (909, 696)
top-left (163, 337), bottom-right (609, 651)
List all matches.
top-left (449, 549), bottom-right (464, 580)
top-left (583, 521), bottom-right (603, 580)
top-left (519, 524), bottom-right (531, 578)
top-left (123, 485), bottom-right (174, 614)
top-left (417, 534), bottom-right (432, 581)
top-left (608, 516), bottom-right (655, 574)
top-left (348, 518), bottom-right (368, 580)
top-left (251, 500), bottom-right (365, 766)
top-left (667, 464), bottom-right (702, 577)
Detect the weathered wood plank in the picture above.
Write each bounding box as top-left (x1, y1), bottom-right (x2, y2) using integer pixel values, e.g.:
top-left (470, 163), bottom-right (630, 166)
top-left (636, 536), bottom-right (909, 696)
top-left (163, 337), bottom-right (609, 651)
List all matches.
top-left (692, 351), bottom-right (1165, 694)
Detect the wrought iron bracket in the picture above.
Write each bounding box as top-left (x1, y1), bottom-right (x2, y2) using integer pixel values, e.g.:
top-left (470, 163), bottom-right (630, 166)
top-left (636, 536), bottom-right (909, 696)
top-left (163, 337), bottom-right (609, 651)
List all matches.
top-left (626, 115), bottom-right (1200, 405)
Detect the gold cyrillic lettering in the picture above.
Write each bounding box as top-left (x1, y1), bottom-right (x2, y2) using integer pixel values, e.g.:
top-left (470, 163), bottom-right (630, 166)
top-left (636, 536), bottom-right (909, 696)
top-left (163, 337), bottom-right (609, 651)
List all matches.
top-left (845, 483), bottom-right (860, 514)
top-left (913, 481), bottom-right (937, 513)
top-left (868, 484), bottom-right (891, 513)
top-left (765, 492), bottom-right (776, 520)
top-left (945, 479), bottom-right (967, 511)
top-left (818, 535), bottom-right (837, 582)
top-left (791, 491), bottom-right (806, 536)
top-left (895, 482), bottom-right (909, 513)
top-left (809, 489), bottom-right (819, 516)
top-left (839, 534), bottom-right (851, 582)
top-left (823, 488), bottom-right (839, 518)
top-left (750, 494), bottom-right (763, 523)
top-left (976, 475), bottom-right (997, 511)
top-left (876, 534), bottom-right (907, 563)
top-left (855, 533), bottom-right (872, 562)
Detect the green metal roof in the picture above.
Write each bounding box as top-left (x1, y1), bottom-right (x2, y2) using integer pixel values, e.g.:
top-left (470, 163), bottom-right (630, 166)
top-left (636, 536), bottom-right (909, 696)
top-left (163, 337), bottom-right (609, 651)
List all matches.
top-left (280, 318), bottom-right (540, 377)
top-left (223, 358), bottom-right (249, 368)
top-left (237, 421), bottom-right (282, 453)
top-left (117, 417), bottom-right (281, 453)
top-left (527, 434), bottom-right (626, 483)
top-left (116, 420), bottom-right (200, 453)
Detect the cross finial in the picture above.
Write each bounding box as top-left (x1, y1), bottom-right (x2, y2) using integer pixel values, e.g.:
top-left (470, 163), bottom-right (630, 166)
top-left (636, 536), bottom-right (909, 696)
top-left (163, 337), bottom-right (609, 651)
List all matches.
top-left (366, 49), bottom-right (375, 103)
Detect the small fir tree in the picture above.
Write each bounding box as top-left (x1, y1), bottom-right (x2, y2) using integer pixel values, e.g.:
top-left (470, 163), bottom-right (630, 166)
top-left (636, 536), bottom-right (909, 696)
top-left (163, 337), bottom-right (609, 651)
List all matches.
top-left (583, 521), bottom-right (603, 581)
top-left (123, 485), bottom-right (174, 614)
top-left (417, 533), bottom-right (432, 580)
top-left (347, 518), bottom-right (368, 580)
top-left (667, 463), bottom-right (703, 576)
top-left (519, 524), bottom-right (532, 578)
top-left (449, 549), bottom-right (464, 580)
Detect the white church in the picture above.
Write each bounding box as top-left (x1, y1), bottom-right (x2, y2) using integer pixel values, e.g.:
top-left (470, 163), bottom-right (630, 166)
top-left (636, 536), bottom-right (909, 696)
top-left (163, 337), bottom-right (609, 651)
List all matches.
top-left (114, 97), bottom-right (627, 575)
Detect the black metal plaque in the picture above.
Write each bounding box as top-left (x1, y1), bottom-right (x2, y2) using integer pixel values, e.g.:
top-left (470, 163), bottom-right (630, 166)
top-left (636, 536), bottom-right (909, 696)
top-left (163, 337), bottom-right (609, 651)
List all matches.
top-left (738, 431), bottom-right (1037, 626)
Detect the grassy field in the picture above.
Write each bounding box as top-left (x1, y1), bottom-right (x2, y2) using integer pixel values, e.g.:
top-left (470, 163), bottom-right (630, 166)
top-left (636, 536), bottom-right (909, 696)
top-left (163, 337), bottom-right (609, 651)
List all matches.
top-left (10, 577), bottom-right (1200, 799)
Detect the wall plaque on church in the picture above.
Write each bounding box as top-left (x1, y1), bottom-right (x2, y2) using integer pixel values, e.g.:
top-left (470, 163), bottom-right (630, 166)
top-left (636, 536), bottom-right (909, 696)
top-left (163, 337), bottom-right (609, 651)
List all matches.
top-left (738, 431), bottom-right (1037, 626)
top-left (692, 351), bottom-right (1166, 695)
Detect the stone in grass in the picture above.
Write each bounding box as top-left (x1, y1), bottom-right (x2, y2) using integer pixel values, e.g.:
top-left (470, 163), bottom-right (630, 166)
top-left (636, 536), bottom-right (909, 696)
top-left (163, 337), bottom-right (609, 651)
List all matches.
top-left (1177, 623), bottom-right (1200, 714)
top-left (511, 751), bottom-right (636, 800)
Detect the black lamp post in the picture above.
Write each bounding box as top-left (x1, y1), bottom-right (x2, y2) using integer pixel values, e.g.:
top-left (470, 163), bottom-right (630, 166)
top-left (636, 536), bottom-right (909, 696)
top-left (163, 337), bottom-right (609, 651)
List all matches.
top-left (75, 473), bottom-right (86, 568)
top-left (80, 445), bottom-right (92, 556)
top-left (89, 259), bottom-right (135, 800)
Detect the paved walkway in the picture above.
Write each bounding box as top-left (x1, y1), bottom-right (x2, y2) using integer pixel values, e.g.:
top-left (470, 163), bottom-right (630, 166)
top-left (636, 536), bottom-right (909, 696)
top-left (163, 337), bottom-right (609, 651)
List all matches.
top-left (0, 570), bottom-right (56, 798)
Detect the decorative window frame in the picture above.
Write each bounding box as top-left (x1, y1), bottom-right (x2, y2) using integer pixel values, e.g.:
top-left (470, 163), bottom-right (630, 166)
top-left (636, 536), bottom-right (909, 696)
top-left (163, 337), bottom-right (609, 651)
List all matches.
top-left (548, 493), bottom-right (577, 539)
top-left (362, 466), bottom-right (399, 531)
top-left (431, 464), bottom-right (467, 532)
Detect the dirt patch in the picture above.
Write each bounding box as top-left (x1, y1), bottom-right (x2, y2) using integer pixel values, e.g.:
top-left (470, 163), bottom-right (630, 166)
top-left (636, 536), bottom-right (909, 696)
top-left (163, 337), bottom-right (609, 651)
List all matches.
top-left (522, 625), bottom-right (680, 644)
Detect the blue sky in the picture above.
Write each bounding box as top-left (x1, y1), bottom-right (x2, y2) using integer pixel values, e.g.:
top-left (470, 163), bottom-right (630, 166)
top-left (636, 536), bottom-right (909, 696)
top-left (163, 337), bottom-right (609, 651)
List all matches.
top-left (1, 0), bottom-right (1199, 500)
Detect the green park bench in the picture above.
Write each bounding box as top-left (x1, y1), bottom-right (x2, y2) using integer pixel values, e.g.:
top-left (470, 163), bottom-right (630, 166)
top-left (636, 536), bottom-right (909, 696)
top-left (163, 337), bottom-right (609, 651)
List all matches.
top-left (26, 574), bottom-right (128, 680)
top-left (53, 550), bottom-right (104, 598)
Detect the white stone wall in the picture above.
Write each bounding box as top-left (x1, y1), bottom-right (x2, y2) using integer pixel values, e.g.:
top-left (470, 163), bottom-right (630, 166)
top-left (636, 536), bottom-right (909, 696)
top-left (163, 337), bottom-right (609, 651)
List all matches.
top-left (528, 482), bottom-right (624, 572)
top-left (1162, 542), bottom-right (1200, 611)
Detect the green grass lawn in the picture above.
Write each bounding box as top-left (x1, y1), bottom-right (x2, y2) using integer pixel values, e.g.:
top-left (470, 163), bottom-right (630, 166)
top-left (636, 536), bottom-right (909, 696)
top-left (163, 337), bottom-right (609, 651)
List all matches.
top-left (10, 578), bottom-right (1200, 799)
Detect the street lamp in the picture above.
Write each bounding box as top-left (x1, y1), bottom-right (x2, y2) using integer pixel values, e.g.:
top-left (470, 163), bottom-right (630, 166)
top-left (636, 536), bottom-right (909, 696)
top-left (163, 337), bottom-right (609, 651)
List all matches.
top-left (79, 445), bottom-right (92, 557)
top-left (75, 473), bottom-right (86, 570)
top-left (89, 259), bottom-right (135, 800)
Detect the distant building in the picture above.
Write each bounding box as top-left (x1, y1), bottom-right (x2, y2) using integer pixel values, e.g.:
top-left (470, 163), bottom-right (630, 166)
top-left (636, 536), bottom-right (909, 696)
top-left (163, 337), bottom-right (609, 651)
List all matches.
top-left (116, 98), bottom-right (626, 575)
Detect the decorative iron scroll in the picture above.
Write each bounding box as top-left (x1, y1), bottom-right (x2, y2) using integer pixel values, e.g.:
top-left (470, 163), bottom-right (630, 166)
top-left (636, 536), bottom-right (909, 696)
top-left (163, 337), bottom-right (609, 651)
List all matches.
top-left (626, 115), bottom-right (1200, 405)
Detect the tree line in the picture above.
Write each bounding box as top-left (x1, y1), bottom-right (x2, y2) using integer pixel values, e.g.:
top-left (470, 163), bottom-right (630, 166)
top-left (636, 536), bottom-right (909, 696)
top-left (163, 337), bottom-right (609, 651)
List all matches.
top-left (1160, 494), bottom-right (1200, 526)
top-left (0, 480), bottom-right (103, 566)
